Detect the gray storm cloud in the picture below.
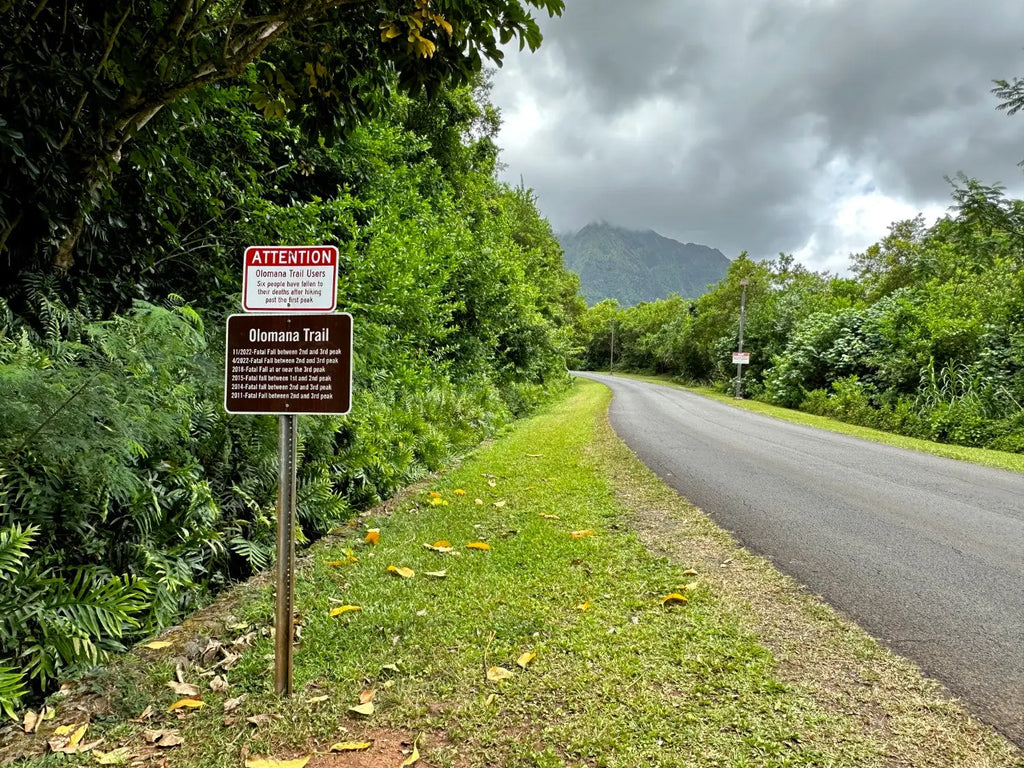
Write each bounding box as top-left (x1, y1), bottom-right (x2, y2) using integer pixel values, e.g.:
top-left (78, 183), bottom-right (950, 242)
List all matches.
top-left (490, 0), bottom-right (1024, 272)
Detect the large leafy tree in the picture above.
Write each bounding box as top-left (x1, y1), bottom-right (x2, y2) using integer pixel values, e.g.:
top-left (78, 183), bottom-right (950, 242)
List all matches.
top-left (0, 0), bottom-right (563, 291)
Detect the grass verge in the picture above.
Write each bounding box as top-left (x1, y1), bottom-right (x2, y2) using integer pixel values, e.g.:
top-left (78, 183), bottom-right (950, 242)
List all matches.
top-left (3, 380), bottom-right (1021, 767)
top-left (611, 372), bottom-right (1024, 474)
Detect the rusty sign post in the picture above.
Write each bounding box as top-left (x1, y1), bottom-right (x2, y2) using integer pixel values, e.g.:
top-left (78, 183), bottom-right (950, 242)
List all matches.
top-left (226, 246), bottom-right (349, 696)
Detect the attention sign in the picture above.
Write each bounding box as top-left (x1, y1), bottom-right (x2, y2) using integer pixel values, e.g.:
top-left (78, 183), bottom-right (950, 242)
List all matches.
top-left (242, 245), bottom-right (338, 312)
top-left (225, 313), bottom-right (353, 414)
top-left (732, 352), bottom-right (750, 365)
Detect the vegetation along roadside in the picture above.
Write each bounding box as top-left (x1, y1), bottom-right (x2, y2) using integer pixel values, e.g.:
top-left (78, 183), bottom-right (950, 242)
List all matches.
top-left (3, 379), bottom-right (1020, 768)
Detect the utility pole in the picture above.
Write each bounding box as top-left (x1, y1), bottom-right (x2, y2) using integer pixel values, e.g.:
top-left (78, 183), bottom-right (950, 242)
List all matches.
top-left (734, 279), bottom-right (748, 399)
top-left (609, 319), bottom-right (615, 375)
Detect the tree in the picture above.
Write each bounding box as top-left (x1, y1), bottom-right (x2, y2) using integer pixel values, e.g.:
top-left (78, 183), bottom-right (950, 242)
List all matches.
top-left (0, 0), bottom-right (563, 287)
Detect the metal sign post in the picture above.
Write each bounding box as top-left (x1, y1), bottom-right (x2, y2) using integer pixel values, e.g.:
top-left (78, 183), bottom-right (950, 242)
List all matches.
top-left (275, 415), bottom-right (298, 695)
top-left (226, 245), bottom-right (349, 698)
top-left (734, 279), bottom-right (749, 399)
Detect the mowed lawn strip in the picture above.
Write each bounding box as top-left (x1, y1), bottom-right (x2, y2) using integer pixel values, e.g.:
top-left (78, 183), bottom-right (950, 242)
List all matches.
top-left (9, 379), bottom-right (1022, 768)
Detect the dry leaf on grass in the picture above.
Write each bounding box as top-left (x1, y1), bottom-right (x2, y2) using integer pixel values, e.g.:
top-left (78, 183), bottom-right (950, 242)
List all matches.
top-left (401, 736), bottom-right (421, 766)
top-left (577, 601), bottom-right (591, 611)
top-left (210, 675), bottom-right (229, 692)
top-left (167, 698), bottom-right (204, 712)
top-left (492, 500), bottom-right (507, 508)
top-left (48, 723), bottom-right (89, 754)
top-left (516, 652), bottom-right (537, 669)
top-left (22, 710), bottom-right (40, 734)
top-left (244, 757), bottom-right (310, 768)
top-left (359, 689), bottom-right (375, 704)
top-left (538, 513), bottom-right (559, 520)
top-left (424, 570), bottom-right (447, 578)
top-left (142, 640), bottom-right (173, 650)
top-left (223, 694), bottom-right (246, 713)
top-left (683, 568), bottom-right (699, 576)
top-left (486, 666), bottom-right (513, 682)
top-left (570, 530), bottom-right (594, 539)
top-left (330, 741), bottom-right (372, 752)
top-left (387, 565), bottom-right (415, 578)
top-left (93, 746), bottom-right (132, 764)
top-left (166, 681), bottom-right (200, 697)
top-left (454, 489), bottom-right (466, 496)
top-left (348, 702), bottom-right (375, 716)
top-left (329, 605), bottom-right (362, 617)
top-left (423, 542), bottom-right (455, 553)
top-left (466, 542), bottom-right (490, 551)
top-left (661, 593), bottom-right (689, 606)
top-left (365, 529), bottom-right (380, 545)
top-left (474, 498), bottom-right (484, 505)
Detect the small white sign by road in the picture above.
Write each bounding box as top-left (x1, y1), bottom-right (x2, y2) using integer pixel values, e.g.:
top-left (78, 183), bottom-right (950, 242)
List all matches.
top-left (732, 352), bottom-right (750, 365)
top-left (242, 245), bottom-right (338, 312)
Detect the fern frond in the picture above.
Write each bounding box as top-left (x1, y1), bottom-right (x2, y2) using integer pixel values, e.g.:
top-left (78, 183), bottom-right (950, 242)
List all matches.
top-left (0, 524), bottom-right (37, 577)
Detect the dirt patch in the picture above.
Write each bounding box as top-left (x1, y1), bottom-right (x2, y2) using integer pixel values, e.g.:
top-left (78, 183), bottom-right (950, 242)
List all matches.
top-left (589, 414), bottom-right (1024, 767)
top-left (306, 729), bottom-right (454, 768)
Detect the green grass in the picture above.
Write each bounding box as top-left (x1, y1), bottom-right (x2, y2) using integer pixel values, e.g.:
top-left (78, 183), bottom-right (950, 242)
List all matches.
top-left (612, 372), bottom-right (1024, 474)
top-left (7, 380), bottom-right (1022, 767)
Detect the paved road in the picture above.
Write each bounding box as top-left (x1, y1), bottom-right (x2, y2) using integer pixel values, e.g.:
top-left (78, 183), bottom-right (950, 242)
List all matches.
top-left (578, 373), bottom-right (1024, 745)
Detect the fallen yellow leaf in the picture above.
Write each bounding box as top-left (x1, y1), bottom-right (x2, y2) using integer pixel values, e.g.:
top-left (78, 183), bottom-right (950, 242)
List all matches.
top-left (428, 491), bottom-right (441, 498)
top-left (387, 565), bottom-right (415, 578)
top-left (538, 513), bottom-right (559, 520)
top-left (244, 758), bottom-right (311, 768)
top-left (577, 601), bottom-right (591, 611)
top-left (330, 741), bottom-right (372, 752)
top-left (167, 698), bottom-right (204, 712)
top-left (486, 666), bottom-right (513, 682)
top-left (432, 540), bottom-right (452, 548)
top-left (348, 702), bottom-right (374, 716)
top-left (365, 529), bottom-right (380, 545)
top-left (484, 693), bottom-right (496, 706)
top-left (66, 723), bottom-right (88, 750)
top-left (93, 746), bottom-right (132, 764)
top-left (683, 568), bottom-right (699, 577)
top-left (466, 542), bottom-right (490, 551)
top-left (53, 723), bottom-right (78, 737)
top-left (429, 498), bottom-right (449, 506)
top-left (492, 500), bottom-right (507, 508)
top-left (487, 479), bottom-right (497, 487)
top-left (329, 605), bottom-right (362, 617)
top-left (516, 652), bottom-right (536, 669)
top-left (424, 570), bottom-right (447, 578)
top-left (661, 593), bottom-right (689, 606)
top-left (570, 530), bottom-right (594, 539)
top-left (401, 737), bottom-right (420, 766)
top-left (343, 549), bottom-right (359, 564)
top-left (359, 689), bottom-right (375, 704)
top-left (325, 560), bottom-right (344, 567)
top-left (308, 695), bottom-right (329, 704)
top-left (474, 498), bottom-right (484, 505)
top-left (453, 489), bottom-right (466, 496)
top-left (142, 640), bottom-right (173, 650)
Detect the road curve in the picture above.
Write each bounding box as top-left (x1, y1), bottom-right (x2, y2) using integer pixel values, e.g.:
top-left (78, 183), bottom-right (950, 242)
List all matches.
top-left (577, 372), bottom-right (1024, 745)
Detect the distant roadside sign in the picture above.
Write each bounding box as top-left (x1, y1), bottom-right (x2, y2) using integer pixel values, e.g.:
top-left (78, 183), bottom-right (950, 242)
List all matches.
top-left (225, 313), bottom-right (352, 415)
top-left (732, 352), bottom-right (750, 365)
top-left (242, 245), bottom-right (338, 312)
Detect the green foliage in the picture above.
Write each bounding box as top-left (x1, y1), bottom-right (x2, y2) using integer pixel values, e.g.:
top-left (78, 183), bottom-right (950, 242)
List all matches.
top-left (0, 66), bottom-right (578, 713)
top-left (572, 179), bottom-right (1024, 453)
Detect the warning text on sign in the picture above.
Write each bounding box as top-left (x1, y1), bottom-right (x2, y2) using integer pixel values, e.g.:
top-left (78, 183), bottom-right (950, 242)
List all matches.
top-left (225, 314), bottom-right (352, 415)
top-left (242, 246), bottom-right (338, 312)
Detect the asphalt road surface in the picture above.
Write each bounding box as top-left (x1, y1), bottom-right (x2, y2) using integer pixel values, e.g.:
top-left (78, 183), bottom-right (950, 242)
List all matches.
top-left (578, 372), bottom-right (1024, 746)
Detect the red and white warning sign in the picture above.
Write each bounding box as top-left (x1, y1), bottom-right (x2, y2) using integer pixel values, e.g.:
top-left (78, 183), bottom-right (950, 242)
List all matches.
top-left (242, 245), bottom-right (338, 312)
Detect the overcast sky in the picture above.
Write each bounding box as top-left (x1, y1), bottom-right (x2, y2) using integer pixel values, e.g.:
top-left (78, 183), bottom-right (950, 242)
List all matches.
top-left (489, 0), bottom-right (1024, 274)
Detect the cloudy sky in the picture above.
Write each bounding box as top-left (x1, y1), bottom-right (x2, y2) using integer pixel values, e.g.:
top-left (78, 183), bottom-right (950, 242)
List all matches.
top-left (489, 0), bottom-right (1024, 274)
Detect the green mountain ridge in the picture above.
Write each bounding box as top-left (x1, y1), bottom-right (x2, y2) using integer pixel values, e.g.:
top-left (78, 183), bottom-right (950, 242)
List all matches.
top-left (560, 222), bottom-right (731, 306)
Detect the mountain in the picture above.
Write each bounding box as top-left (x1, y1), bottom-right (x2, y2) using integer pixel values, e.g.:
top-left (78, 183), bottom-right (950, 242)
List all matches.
top-left (559, 222), bottom-right (731, 306)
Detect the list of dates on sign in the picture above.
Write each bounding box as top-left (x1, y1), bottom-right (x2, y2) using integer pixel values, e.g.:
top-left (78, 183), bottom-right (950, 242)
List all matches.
top-left (225, 313), bottom-right (352, 415)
